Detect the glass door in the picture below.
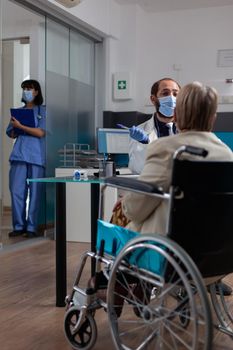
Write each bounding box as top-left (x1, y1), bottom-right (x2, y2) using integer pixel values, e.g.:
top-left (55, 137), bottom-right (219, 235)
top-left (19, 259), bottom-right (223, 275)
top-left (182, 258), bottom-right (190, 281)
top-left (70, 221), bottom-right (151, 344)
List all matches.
top-left (45, 18), bottom-right (95, 176)
top-left (45, 18), bottom-right (96, 226)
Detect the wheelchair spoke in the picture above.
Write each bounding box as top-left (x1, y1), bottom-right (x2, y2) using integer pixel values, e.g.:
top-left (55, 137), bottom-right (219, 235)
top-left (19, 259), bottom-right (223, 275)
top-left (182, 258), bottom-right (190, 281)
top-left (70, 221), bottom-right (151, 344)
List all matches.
top-left (107, 235), bottom-right (212, 349)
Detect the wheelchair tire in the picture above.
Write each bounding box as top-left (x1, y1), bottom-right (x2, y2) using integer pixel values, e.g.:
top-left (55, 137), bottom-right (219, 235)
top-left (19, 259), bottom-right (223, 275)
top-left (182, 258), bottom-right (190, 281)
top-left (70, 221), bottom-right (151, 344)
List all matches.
top-left (209, 277), bottom-right (233, 337)
top-left (64, 306), bottom-right (97, 350)
top-left (107, 234), bottom-right (212, 350)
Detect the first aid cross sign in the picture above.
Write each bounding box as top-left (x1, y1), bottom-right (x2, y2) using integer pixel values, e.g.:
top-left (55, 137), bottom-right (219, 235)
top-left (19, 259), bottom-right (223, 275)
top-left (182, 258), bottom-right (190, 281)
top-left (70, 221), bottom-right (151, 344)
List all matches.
top-left (118, 80), bottom-right (127, 90)
top-left (113, 72), bottom-right (131, 99)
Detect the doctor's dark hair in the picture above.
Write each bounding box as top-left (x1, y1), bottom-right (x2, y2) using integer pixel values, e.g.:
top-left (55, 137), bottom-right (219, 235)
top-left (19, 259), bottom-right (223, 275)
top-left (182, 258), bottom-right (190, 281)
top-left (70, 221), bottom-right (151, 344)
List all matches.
top-left (21, 79), bottom-right (43, 105)
top-left (151, 77), bottom-right (181, 96)
top-left (176, 81), bottom-right (218, 131)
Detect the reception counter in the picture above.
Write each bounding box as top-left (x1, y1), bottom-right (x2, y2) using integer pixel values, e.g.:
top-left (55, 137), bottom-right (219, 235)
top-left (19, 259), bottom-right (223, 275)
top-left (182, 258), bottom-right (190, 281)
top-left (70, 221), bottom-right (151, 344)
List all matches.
top-left (55, 167), bottom-right (131, 242)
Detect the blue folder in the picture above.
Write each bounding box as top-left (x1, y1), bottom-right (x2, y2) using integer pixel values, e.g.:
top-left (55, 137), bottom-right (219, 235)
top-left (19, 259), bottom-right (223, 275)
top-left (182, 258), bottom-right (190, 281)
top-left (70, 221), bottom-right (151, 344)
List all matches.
top-left (10, 108), bottom-right (35, 135)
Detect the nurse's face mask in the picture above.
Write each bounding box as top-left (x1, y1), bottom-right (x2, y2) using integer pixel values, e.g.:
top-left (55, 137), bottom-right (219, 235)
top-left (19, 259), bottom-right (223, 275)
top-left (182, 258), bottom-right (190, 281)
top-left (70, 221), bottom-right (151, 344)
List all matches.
top-left (22, 89), bottom-right (34, 103)
top-left (158, 95), bottom-right (176, 117)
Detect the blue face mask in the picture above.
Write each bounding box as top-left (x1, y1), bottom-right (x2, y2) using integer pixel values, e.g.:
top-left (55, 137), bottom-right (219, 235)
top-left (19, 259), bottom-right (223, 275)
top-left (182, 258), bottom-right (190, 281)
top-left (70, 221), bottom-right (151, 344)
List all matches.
top-left (22, 90), bottom-right (34, 103)
top-left (158, 95), bottom-right (176, 117)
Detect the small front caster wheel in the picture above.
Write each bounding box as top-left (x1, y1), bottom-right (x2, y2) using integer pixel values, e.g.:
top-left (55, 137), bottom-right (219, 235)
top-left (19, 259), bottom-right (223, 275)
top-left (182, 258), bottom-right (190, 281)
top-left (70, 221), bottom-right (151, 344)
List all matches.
top-left (64, 307), bottom-right (97, 350)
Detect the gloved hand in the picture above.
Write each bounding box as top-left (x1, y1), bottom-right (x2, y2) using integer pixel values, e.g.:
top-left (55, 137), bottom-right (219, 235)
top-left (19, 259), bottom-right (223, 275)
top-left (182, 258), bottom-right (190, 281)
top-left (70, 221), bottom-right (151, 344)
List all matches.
top-left (129, 126), bottom-right (149, 143)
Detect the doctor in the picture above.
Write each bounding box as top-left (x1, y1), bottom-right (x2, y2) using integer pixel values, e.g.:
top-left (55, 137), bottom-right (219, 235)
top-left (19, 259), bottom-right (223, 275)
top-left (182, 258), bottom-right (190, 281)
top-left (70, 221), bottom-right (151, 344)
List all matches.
top-left (128, 78), bottom-right (181, 174)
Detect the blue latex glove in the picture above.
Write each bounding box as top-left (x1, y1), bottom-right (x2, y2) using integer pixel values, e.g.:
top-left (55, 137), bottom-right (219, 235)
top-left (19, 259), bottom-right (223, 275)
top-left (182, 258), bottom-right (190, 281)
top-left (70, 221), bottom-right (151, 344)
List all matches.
top-left (129, 125), bottom-right (149, 143)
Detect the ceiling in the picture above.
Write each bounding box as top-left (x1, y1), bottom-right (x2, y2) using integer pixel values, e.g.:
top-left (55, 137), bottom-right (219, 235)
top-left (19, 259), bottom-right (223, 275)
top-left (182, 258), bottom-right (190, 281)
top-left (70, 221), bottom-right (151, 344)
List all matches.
top-left (114, 0), bottom-right (233, 12)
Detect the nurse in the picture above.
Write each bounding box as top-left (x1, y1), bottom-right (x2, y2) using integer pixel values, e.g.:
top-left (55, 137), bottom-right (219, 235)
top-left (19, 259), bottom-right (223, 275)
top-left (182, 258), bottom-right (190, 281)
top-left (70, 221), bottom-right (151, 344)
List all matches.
top-left (6, 79), bottom-right (46, 238)
top-left (128, 78), bottom-right (181, 174)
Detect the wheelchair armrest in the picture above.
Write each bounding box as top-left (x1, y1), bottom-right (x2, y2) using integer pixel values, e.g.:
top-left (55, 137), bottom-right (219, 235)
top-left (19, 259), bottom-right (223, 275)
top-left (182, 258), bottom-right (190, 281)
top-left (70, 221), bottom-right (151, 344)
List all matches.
top-left (104, 176), bottom-right (164, 195)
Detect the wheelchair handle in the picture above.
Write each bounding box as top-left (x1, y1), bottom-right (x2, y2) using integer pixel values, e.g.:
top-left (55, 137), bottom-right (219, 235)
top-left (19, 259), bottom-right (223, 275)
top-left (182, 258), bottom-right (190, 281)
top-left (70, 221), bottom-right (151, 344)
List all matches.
top-left (173, 145), bottom-right (208, 159)
top-left (104, 176), bottom-right (164, 195)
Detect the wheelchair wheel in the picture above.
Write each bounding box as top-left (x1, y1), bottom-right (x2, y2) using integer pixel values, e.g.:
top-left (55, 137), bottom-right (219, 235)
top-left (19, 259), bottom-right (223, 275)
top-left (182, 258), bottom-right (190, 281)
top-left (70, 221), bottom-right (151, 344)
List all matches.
top-left (107, 234), bottom-right (212, 350)
top-left (64, 306), bottom-right (97, 350)
top-left (209, 275), bottom-right (233, 337)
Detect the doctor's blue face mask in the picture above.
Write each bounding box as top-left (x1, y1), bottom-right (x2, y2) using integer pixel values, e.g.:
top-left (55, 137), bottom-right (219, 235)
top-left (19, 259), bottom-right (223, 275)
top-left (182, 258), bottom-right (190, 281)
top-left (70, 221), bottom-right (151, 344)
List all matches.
top-left (158, 95), bottom-right (176, 117)
top-left (22, 89), bottom-right (34, 103)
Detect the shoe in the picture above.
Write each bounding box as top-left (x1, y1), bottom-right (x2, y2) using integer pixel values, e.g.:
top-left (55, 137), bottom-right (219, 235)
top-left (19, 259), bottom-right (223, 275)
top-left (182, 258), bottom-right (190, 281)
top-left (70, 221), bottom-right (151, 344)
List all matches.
top-left (87, 273), bottom-right (108, 302)
top-left (22, 231), bottom-right (38, 238)
top-left (207, 281), bottom-right (232, 296)
top-left (217, 282), bottom-right (232, 296)
top-left (87, 272), bottom-right (108, 290)
top-left (88, 274), bottom-right (127, 316)
top-left (8, 230), bottom-right (24, 237)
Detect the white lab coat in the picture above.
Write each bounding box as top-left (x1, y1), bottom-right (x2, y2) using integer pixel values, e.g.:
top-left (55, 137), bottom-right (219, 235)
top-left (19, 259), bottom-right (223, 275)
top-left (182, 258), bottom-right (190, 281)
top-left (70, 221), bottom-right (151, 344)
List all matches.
top-left (128, 115), bottom-right (158, 174)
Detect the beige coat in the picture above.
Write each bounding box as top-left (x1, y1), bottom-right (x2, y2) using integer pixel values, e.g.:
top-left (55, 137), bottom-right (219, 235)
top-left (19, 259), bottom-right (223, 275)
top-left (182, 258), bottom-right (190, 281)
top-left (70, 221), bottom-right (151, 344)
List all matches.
top-left (122, 131), bottom-right (233, 235)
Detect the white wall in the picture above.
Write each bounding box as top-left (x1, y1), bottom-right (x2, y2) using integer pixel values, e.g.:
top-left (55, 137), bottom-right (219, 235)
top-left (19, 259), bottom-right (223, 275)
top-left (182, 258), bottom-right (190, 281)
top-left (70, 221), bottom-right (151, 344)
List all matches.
top-left (47, 1), bottom-right (233, 113)
top-left (47, 0), bottom-right (120, 37)
top-left (2, 0), bottom-right (45, 87)
top-left (135, 6), bottom-right (233, 113)
top-left (103, 4), bottom-right (137, 111)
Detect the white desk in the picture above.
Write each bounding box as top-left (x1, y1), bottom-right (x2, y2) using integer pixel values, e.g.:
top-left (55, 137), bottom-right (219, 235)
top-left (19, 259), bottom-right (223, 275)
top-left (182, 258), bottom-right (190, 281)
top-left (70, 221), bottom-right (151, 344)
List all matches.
top-left (55, 167), bottom-right (131, 242)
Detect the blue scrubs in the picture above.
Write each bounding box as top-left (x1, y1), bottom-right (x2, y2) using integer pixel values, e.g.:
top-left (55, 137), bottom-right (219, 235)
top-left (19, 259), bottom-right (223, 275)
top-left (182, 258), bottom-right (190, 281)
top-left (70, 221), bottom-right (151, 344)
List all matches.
top-left (6, 105), bottom-right (46, 233)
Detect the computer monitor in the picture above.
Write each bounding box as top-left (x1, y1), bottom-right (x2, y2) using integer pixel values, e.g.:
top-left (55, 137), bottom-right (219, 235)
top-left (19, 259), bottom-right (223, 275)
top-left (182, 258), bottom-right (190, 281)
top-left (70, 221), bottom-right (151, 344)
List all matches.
top-left (97, 128), bottom-right (130, 154)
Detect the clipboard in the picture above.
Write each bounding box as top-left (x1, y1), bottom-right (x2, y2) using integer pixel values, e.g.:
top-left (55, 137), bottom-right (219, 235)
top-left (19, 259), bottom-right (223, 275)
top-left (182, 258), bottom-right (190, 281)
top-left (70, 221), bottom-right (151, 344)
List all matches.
top-left (10, 108), bottom-right (35, 135)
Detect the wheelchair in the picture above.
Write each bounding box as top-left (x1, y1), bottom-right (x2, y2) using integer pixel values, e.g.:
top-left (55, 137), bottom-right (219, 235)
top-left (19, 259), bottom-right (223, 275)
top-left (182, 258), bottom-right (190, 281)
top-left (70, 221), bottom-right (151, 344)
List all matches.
top-left (64, 145), bottom-right (233, 350)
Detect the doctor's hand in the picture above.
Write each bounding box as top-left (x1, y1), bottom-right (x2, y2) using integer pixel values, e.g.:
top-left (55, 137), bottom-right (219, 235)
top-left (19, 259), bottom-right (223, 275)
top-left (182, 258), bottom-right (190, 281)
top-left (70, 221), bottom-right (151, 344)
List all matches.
top-left (129, 126), bottom-right (149, 143)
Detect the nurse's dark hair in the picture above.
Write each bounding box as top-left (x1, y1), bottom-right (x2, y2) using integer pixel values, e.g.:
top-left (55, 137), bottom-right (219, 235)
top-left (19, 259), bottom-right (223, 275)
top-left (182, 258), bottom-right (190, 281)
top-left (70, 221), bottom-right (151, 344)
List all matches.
top-left (21, 79), bottom-right (43, 105)
top-left (151, 77), bottom-right (181, 96)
